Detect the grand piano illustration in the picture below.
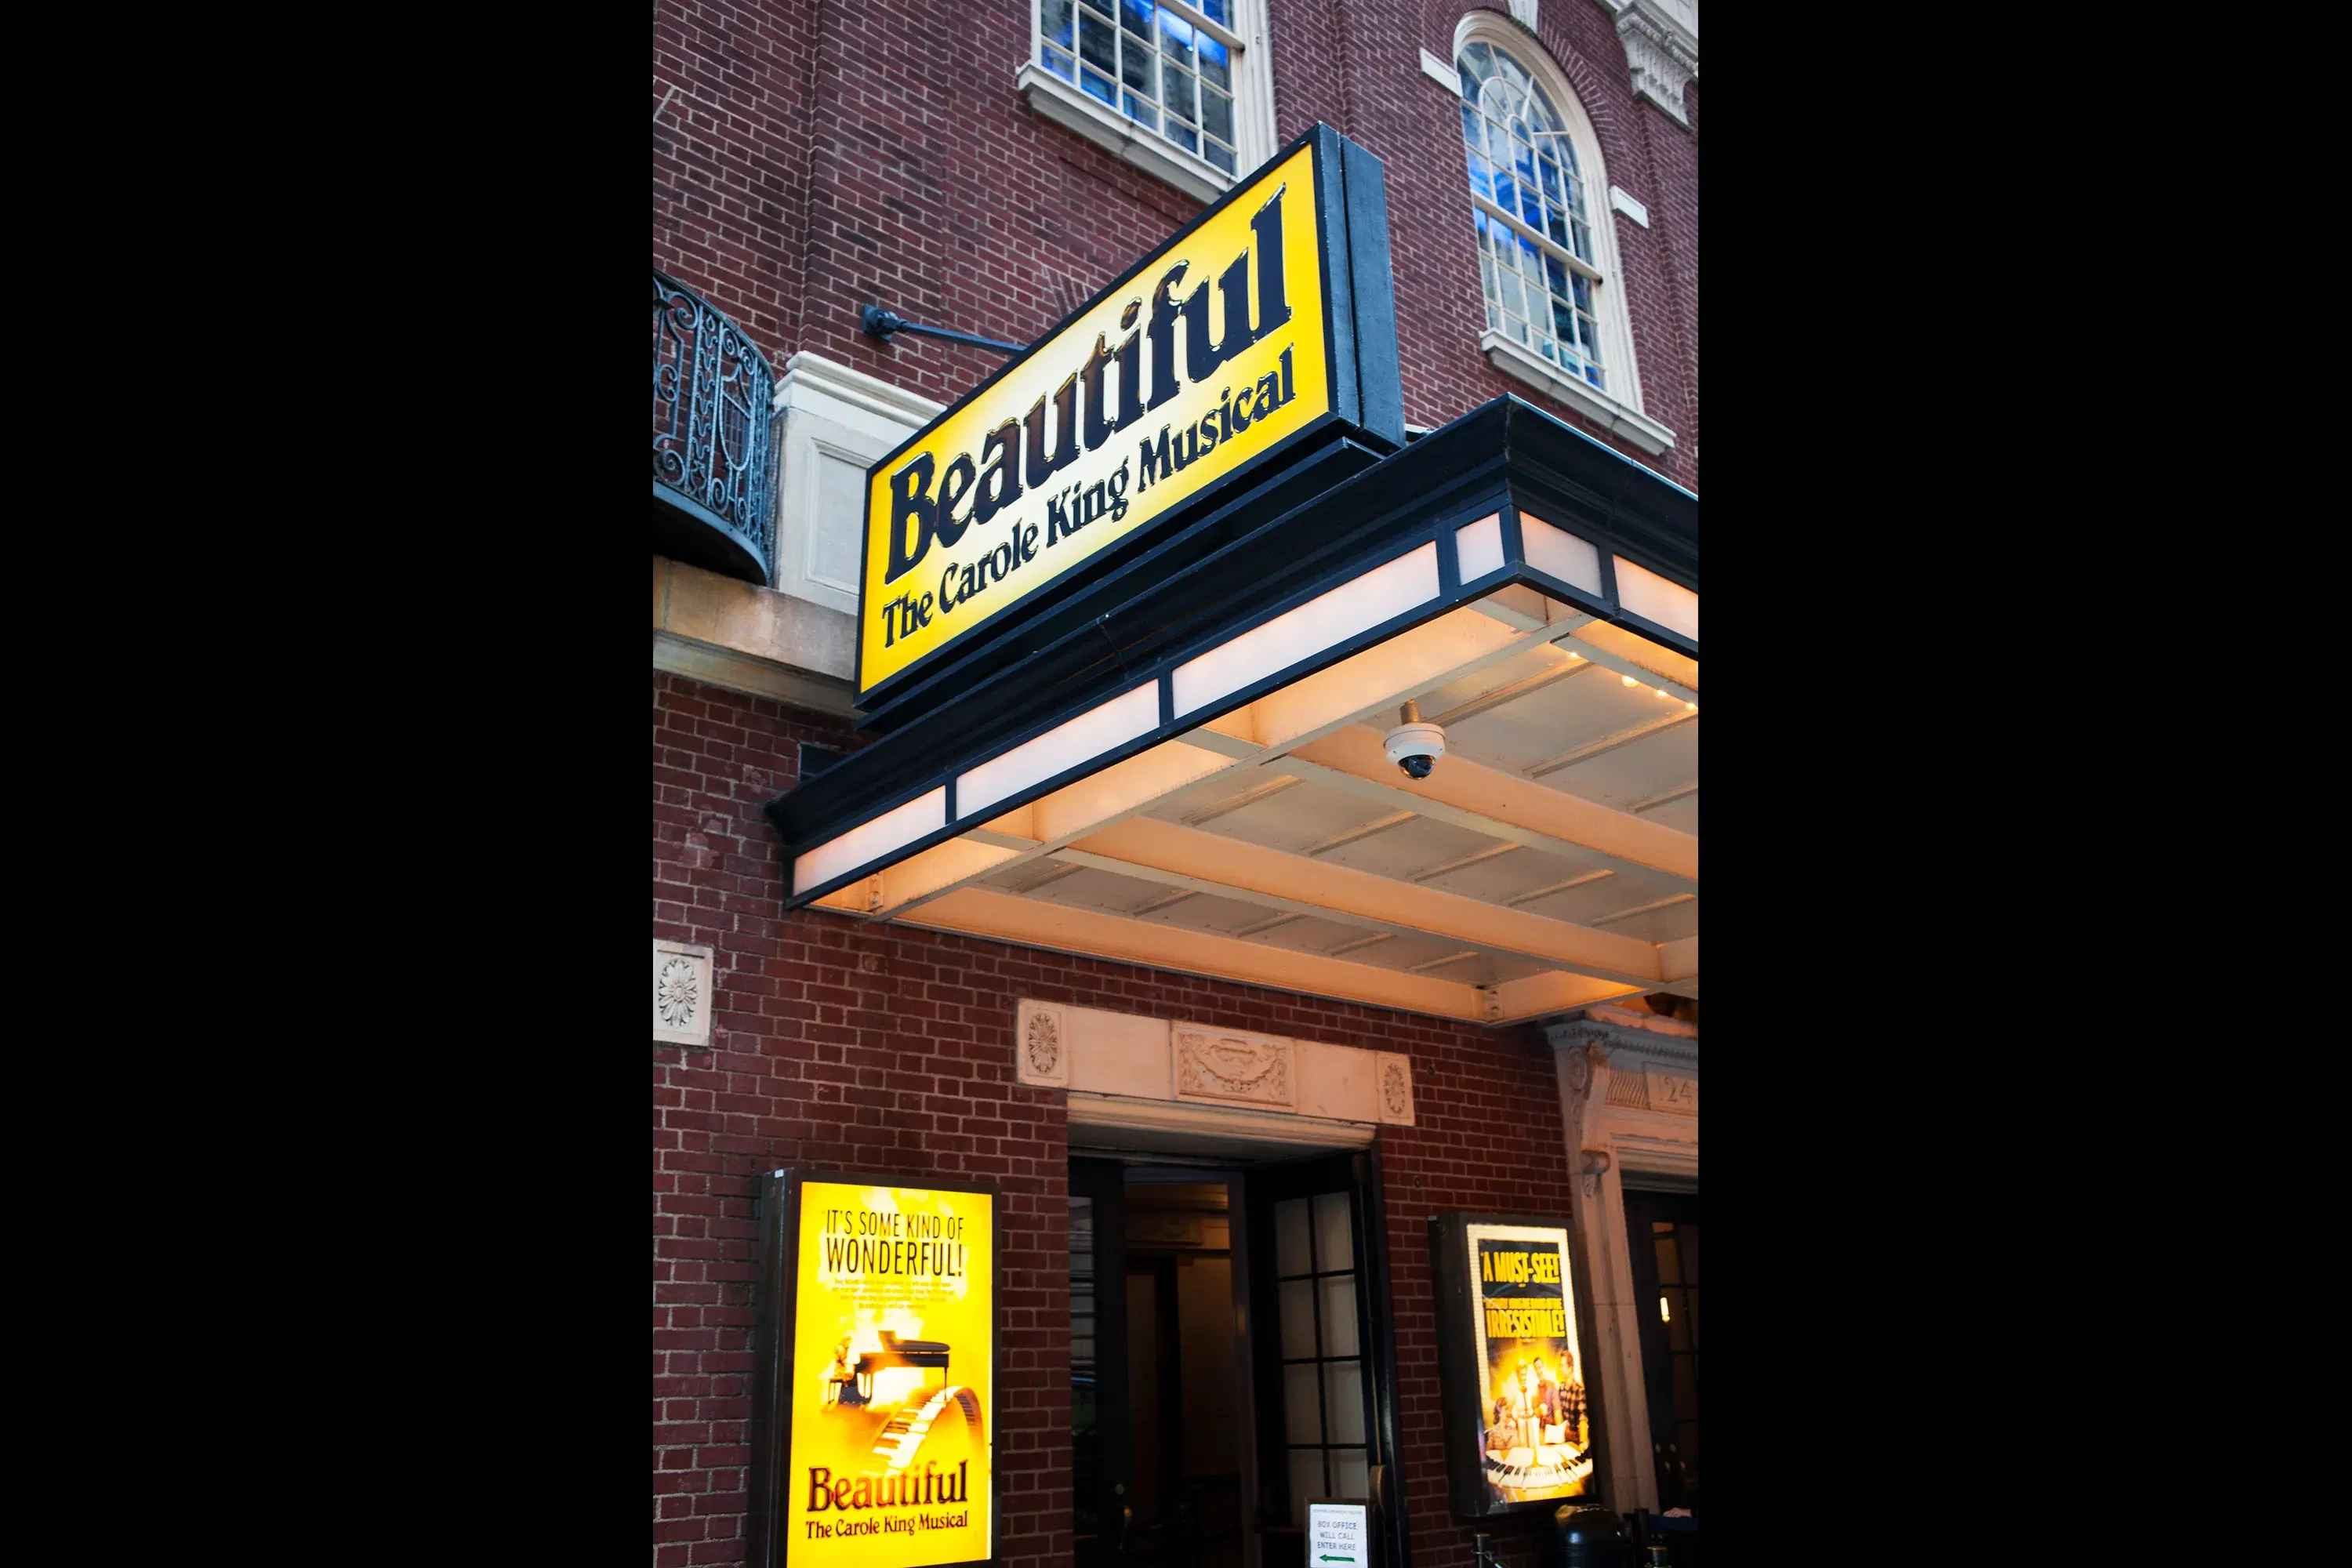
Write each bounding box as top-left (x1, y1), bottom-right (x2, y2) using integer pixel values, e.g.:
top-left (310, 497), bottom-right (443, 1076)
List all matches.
top-left (827, 1330), bottom-right (953, 1407)
top-left (824, 1330), bottom-right (985, 1472)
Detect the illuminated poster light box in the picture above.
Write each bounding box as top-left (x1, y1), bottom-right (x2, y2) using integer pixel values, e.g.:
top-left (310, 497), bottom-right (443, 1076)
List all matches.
top-left (1427, 1212), bottom-right (1609, 1518)
top-left (750, 1171), bottom-right (1000, 1568)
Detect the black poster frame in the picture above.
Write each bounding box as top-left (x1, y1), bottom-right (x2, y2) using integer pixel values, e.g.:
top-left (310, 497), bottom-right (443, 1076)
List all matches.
top-left (1425, 1210), bottom-right (1612, 1520)
top-left (748, 1167), bottom-right (1006, 1568)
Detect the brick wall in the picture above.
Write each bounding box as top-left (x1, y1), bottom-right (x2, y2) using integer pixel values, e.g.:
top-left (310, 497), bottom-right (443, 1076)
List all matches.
top-left (1368, 1000), bottom-right (1585, 1568)
top-left (653, 0), bottom-right (1698, 488)
top-left (655, 671), bottom-right (1586, 1568)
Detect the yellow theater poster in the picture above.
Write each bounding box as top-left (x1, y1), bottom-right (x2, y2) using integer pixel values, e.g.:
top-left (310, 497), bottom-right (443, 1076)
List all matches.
top-left (1464, 1221), bottom-right (1592, 1507)
top-left (782, 1179), bottom-right (994, 1568)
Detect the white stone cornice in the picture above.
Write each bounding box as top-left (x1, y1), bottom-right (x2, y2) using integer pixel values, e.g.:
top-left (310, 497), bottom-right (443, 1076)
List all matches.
top-left (1603, 0), bottom-right (1698, 125)
top-left (1612, 1134), bottom-right (1697, 1181)
top-left (1544, 1018), bottom-right (1619, 1062)
top-left (1579, 1001), bottom-right (1695, 1039)
top-left (1065, 1091), bottom-right (1375, 1152)
top-left (771, 350), bottom-right (944, 426)
top-left (1541, 1014), bottom-right (1697, 1071)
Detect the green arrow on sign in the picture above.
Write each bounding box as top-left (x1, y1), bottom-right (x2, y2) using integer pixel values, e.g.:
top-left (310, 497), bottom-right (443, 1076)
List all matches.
top-left (1320, 1556), bottom-right (1355, 1561)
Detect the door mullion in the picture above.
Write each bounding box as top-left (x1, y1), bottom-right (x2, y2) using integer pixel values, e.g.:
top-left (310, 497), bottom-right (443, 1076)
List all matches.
top-left (1076, 1159), bottom-right (1133, 1568)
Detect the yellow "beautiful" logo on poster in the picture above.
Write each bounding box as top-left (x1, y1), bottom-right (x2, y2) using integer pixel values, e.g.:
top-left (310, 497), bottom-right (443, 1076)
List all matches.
top-left (859, 140), bottom-right (1332, 696)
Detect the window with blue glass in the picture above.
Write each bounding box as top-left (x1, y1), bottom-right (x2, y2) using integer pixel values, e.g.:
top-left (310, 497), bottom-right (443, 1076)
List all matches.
top-left (1036, 0), bottom-right (1243, 176)
top-left (1457, 40), bottom-right (1607, 391)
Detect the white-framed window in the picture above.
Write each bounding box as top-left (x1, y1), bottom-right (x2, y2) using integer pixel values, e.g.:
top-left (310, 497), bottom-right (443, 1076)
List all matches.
top-left (1458, 39), bottom-right (1606, 389)
top-left (1018, 0), bottom-right (1277, 203)
top-left (1446, 15), bottom-right (1675, 455)
top-left (1042, 0), bottom-right (1241, 173)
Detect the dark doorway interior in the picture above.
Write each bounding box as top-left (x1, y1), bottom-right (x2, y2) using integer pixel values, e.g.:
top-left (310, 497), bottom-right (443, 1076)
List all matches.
top-left (1070, 1150), bottom-right (1404, 1568)
top-left (1072, 1163), bottom-right (1245, 1568)
top-left (1622, 1187), bottom-right (1700, 1511)
top-left (1124, 1180), bottom-right (1243, 1568)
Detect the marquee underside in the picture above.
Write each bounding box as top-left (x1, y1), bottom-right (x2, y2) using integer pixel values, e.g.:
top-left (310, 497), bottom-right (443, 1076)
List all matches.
top-left (808, 586), bottom-right (1695, 1026)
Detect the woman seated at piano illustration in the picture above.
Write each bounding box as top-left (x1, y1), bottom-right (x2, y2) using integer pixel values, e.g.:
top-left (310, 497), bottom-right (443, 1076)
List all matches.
top-left (825, 1334), bottom-right (867, 1407)
top-left (822, 1330), bottom-right (956, 1410)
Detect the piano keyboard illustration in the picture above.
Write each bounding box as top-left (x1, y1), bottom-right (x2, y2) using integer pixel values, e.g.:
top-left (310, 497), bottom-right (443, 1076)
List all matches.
top-left (869, 1384), bottom-right (984, 1471)
top-left (1484, 1451), bottom-right (1595, 1490)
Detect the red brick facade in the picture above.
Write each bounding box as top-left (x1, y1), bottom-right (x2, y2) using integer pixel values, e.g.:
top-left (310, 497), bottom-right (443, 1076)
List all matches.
top-left (655, 2), bottom-right (1696, 1559)
top-left (655, 673), bottom-right (1584, 1568)
top-left (653, 0), bottom-right (1697, 488)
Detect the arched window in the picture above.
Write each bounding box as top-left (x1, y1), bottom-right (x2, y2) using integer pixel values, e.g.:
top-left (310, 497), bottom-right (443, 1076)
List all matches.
top-left (1459, 40), bottom-right (1605, 386)
top-left (1450, 20), bottom-right (1671, 452)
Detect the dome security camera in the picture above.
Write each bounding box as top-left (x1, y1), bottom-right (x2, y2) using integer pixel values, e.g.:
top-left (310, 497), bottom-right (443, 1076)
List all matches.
top-left (1384, 700), bottom-right (1445, 780)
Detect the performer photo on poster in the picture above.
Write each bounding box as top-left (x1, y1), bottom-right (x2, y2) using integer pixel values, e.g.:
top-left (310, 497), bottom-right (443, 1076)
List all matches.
top-left (782, 1180), bottom-right (995, 1568)
top-left (1465, 1221), bottom-right (1593, 1506)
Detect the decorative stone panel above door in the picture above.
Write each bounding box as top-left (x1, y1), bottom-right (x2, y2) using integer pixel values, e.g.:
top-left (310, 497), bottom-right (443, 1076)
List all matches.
top-left (1015, 999), bottom-right (1414, 1127)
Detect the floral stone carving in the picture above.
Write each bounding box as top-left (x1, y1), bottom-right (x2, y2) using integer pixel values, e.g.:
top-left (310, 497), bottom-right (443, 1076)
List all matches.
top-left (652, 938), bottom-right (715, 1048)
top-left (1015, 1000), bottom-right (1071, 1087)
top-left (1374, 1051), bottom-right (1415, 1124)
top-left (1026, 1011), bottom-right (1062, 1076)
top-left (656, 956), bottom-right (699, 1029)
top-left (1173, 1028), bottom-right (1294, 1109)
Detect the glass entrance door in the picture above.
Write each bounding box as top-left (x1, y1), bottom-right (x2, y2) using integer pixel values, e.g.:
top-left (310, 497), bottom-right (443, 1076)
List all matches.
top-left (1623, 1188), bottom-right (1700, 1510)
top-left (1242, 1152), bottom-right (1403, 1568)
top-left (1073, 1149), bottom-right (1405, 1568)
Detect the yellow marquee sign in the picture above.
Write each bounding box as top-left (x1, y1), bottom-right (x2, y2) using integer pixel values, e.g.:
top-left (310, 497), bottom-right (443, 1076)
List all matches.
top-left (856, 127), bottom-right (1399, 706)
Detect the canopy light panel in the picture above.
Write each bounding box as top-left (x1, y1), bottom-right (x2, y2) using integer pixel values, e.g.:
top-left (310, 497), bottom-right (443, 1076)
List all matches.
top-left (955, 682), bottom-right (1161, 821)
top-left (1174, 542), bottom-right (1441, 719)
top-left (789, 786), bottom-right (946, 898)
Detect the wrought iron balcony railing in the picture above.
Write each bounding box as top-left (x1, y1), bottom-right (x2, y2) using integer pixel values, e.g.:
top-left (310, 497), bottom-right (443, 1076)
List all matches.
top-left (653, 268), bottom-right (778, 585)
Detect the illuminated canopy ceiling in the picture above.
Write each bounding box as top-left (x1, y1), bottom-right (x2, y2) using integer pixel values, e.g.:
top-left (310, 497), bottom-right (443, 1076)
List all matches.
top-left (771, 397), bottom-right (1696, 1028)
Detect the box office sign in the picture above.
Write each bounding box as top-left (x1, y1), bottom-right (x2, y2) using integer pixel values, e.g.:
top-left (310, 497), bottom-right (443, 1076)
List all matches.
top-left (1427, 1214), bottom-right (1602, 1518)
top-left (750, 1172), bottom-right (999, 1568)
top-left (856, 124), bottom-right (1401, 705)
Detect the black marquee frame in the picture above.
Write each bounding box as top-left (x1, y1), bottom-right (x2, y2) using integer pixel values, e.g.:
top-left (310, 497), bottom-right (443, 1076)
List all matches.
top-left (855, 122), bottom-right (1406, 723)
top-left (771, 393), bottom-right (1698, 912)
top-left (747, 1169), bottom-right (1006, 1568)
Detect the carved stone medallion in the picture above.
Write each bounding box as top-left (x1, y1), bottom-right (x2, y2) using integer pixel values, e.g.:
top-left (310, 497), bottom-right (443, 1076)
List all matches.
top-left (656, 956), bottom-right (699, 1028)
top-left (1374, 1051), bottom-right (1415, 1125)
top-left (1027, 1012), bottom-right (1062, 1076)
top-left (1171, 1025), bottom-right (1294, 1109)
top-left (1014, 1000), bottom-right (1071, 1087)
top-left (652, 938), bottom-right (715, 1048)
